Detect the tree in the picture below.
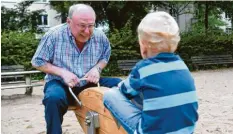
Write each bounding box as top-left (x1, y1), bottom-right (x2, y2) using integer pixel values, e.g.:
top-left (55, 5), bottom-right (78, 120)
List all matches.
top-left (49, 1), bottom-right (167, 32)
top-left (216, 1), bottom-right (233, 31)
top-left (161, 1), bottom-right (193, 26)
top-left (1, 1), bottom-right (44, 32)
top-left (193, 1), bottom-right (232, 35)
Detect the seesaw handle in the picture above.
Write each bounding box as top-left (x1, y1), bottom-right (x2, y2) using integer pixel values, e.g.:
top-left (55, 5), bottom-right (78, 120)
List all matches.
top-left (68, 78), bottom-right (100, 107)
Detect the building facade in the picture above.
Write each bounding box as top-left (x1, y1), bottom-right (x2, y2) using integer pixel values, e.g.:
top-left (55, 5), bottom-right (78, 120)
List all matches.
top-left (1, 0), bottom-right (62, 31)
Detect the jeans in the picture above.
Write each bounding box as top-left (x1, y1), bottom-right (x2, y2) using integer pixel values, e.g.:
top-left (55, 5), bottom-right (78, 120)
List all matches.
top-left (43, 77), bottom-right (121, 134)
top-left (103, 87), bottom-right (142, 134)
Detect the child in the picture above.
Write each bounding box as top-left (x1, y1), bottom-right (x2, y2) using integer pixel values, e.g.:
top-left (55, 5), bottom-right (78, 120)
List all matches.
top-left (103, 11), bottom-right (198, 134)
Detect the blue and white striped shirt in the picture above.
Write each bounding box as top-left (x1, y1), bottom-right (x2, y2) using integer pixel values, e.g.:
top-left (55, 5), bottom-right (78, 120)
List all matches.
top-left (31, 24), bottom-right (111, 87)
top-left (119, 53), bottom-right (198, 134)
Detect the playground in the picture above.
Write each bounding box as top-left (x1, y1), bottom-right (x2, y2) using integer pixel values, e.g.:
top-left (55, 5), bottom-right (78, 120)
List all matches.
top-left (1, 68), bottom-right (233, 134)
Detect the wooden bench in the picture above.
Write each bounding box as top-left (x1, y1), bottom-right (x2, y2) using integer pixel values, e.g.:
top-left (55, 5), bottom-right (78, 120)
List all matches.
top-left (117, 60), bottom-right (139, 73)
top-left (191, 54), bottom-right (233, 70)
top-left (1, 65), bottom-right (43, 95)
top-left (1, 65), bottom-right (25, 81)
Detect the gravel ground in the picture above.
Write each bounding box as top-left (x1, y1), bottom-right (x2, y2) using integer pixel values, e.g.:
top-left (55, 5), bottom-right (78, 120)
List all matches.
top-left (1, 68), bottom-right (233, 134)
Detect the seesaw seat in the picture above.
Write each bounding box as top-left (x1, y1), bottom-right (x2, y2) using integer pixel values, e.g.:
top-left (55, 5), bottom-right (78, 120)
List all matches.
top-left (73, 87), bottom-right (127, 134)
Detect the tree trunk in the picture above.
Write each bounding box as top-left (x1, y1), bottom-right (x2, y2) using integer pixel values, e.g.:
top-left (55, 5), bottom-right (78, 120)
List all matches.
top-left (231, 16), bottom-right (233, 32)
top-left (204, 1), bottom-right (209, 35)
top-left (61, 12), bottom-right (67, 23)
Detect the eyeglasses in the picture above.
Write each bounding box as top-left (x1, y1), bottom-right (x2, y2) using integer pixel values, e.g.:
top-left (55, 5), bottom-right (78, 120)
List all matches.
top-left (77, 23), bottom-right (95, 30)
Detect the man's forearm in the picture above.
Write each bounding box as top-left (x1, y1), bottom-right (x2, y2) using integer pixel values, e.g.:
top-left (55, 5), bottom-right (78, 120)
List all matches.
top-left (33, 63), bottom-right (64, 77)
top-left (96, 60), bottom-right (107, 71)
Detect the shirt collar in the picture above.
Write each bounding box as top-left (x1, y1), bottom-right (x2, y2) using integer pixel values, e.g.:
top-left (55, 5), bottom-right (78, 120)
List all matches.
top-left (149, 52), bottom-right (181, 60)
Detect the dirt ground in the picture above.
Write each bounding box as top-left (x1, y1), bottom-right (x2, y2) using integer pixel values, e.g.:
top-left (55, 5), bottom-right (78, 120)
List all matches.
top-left (1, 68), bottom-right (233, 134)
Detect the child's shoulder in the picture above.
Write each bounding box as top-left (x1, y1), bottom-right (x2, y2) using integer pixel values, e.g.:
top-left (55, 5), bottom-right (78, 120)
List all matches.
top-left (135, 58), bottom-right (160, 69)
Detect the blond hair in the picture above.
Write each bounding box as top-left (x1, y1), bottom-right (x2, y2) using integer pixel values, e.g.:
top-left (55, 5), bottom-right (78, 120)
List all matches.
top-left (137, 11), bottom-right (180, 52)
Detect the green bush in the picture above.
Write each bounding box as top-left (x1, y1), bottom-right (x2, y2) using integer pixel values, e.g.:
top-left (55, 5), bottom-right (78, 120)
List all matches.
top-left (1, 31), bottom-right (39, 70)
top-left (1, 30), bottom-right (232, 77)
top-left (103, 20), bottom-right (140, 76)
top-left (177, 32), bottom-right (233, 70)
top-left (105, 31), bottom-right (233, 75)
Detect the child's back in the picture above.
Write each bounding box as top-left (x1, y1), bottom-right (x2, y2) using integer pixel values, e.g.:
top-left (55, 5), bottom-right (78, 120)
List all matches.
top-left (126, 52), bottom-right (198, 133)
top-left (104, 11), bottom-right (198, 134)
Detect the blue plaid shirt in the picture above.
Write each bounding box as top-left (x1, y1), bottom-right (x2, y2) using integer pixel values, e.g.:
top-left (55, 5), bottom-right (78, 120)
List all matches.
top-left (31, 24), bottom-right (111, 87)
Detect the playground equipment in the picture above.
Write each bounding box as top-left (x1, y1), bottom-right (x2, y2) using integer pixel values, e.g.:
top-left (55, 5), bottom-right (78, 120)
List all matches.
top-left (69, 86), bottom-right (127, 134)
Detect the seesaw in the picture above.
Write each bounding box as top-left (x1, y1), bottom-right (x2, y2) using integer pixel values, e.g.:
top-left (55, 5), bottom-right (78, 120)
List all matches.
top-left (68, 86), bottom-right (127, 134)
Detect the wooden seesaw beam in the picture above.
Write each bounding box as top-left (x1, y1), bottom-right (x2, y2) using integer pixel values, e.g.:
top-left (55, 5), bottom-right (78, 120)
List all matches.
top-left (71, 87), bottom-right (127, 134)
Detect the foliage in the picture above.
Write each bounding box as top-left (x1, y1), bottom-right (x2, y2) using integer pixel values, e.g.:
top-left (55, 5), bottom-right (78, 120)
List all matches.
top-left (2, 1), bottom-right (233, 76)
top-left (49, 1), bottom-right (165, 32)
top-left (177, 32), bottom-right (233, 70)
top-left (193, 1), bottom-right (233, 34)
top-left (1, 31), bottom-right (39, 70)
top-left (102, 19), bottom-right (140, 76)
top-left (2, 30), bottom-right (231, 75)
top-left (191, 14), bottom-right (226, 34)
top-left (108, 19), bottom-right (140, 60)
top-left (217, 1), bottom-right (233, 28)
top-left (1, 1), bottom-right (44, 32)
top-left (162, 1), bottom-right (194, 22)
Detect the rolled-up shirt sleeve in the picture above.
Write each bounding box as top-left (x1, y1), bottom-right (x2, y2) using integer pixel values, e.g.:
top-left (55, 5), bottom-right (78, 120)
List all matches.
top-left (99, 33), bottom-right (111, 64)
top-left (31, 34), bottom-right (54, 67)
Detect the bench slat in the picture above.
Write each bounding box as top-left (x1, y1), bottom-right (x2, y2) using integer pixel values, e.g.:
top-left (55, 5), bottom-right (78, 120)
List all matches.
top-left (1, 83), bottom-right (44, 90)
top-left (117, 60), bottom-right (139, 71)
top-left (1, 65), bottom-right (43, 95)
top-left (191, 55), bottom-right (233, 69)
top-left (191, 55), bottom-right (232, 59)
top-left (194, 61), bottom-right (233, 65)
top-left (192, 56), bottom-right (232, 59)
top-left (192, 59), bottom-right (233, 62)
top-left (117, 60), bottom-right (139, 63)
top-left (1, 80), bottom-right (40, 85)
top-left (1, 70), bottom-right (41, 76)
top-left (1, 75), bottom-right (24, 78)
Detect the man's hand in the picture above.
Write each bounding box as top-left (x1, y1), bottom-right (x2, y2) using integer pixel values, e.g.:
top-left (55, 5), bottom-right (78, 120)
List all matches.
top-left (84, 66), bottom-right (100, 84)
top-left (61, 69), bottom-right (80, 88)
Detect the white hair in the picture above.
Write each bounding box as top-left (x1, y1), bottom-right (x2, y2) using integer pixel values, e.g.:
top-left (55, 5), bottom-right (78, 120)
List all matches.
top-left (68, 4), bottom-right (96, 19)
top-left (137, 11), bottom-right (180, 52)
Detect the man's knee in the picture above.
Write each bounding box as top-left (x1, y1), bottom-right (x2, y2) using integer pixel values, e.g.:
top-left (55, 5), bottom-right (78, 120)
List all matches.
top-left (111, 78), bottom-right (122, 87)
top-left (43, 93), bottom-right (66, 106)
top-left (100, 77), bottom-right (122, 88)
top-left (113, 78), bottom-right (122, 84)
top-left (43, 80), bottom-right (67, 105)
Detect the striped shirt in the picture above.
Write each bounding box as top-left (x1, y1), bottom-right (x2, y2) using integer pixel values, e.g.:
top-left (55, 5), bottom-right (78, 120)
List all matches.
top-left (119, 52), bottom-right (198, 134)
top-left (31, 24), bottom-right (111, 87)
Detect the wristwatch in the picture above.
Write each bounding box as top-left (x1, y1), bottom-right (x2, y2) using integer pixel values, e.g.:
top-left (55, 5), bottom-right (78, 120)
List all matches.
top-left (96, 65), bottom-right (102, 73)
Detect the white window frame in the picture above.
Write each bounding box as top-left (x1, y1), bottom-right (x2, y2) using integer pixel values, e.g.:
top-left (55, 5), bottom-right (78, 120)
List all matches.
top-left (226, 27), bottom-right (232, 34)
top-left (34, 0), bottom-right (49, 4)
top-left (38, 13), bottom-right (48, 26)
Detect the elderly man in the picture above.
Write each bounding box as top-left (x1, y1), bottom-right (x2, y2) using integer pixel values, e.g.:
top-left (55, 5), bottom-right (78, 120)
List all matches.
top-left (31, 4), bottom-right (121, 134)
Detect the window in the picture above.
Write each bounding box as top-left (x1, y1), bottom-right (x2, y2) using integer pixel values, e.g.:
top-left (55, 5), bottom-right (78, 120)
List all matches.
top-left (34, 0), bottom-right (48, 3)
top-left (225, 12), bottom-right (230, 19)
top-left (226, 28), bottom-right (232, 34)
top-left (38, 14), bottom-right (48, 26)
